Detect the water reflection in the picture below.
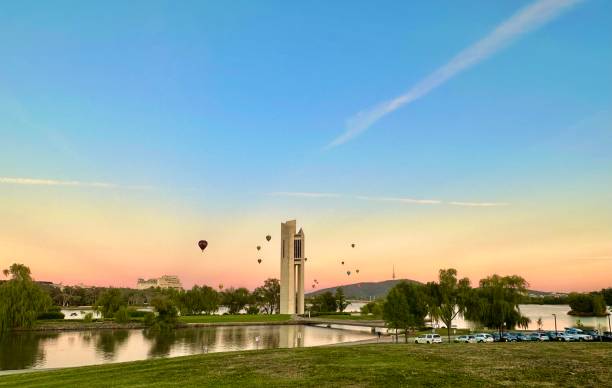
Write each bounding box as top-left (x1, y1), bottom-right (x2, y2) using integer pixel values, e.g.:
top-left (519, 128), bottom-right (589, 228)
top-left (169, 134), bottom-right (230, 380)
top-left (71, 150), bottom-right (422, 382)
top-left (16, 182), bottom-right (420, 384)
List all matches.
top-left (0, 332), bottom-right (58, 370)
top-left (0, 325), bottom-right (374, 372)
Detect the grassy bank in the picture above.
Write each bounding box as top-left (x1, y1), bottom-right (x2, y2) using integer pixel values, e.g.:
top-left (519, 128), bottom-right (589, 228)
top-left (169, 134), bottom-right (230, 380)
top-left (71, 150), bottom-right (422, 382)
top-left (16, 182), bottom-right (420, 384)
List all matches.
top-left (179, 314), bottom-right (292, 324)
top-left (2, 343), bottom-right (611, 387)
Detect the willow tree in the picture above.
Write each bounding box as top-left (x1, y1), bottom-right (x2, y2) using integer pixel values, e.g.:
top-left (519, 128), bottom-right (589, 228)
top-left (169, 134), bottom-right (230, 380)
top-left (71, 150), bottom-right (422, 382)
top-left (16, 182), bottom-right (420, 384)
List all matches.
top-left (465, 274), bottom-right (530, 335)
top-left (0, 263), bottom-right (52, 332)
top-left (426, 268), bottom-right (472, 343)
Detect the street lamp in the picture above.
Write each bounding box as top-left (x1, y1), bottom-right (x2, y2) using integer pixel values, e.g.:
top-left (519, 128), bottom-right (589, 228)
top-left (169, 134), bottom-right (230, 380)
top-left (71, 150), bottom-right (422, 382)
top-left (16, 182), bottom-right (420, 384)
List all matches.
top-left (552, 314), bottom-right (557, 336)
top-left (608, 312), bottom-right (611, 333)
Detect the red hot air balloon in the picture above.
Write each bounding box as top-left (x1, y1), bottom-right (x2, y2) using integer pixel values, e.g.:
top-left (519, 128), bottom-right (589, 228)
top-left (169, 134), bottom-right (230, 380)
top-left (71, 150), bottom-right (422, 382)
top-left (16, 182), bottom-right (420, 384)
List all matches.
top-left (257, 258), bottom-right (262, 264)
top-left (198, 240), bottom-right (208, 252)
top-left (312, 284), bottom-right (315, 288)
top-left (266, 235), bottom-right (271, 242)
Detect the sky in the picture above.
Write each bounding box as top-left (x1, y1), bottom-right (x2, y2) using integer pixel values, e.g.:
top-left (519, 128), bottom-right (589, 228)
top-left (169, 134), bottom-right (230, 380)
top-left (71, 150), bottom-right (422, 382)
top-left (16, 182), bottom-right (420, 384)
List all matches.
top-left (0, 0), bottom-right (610, 292)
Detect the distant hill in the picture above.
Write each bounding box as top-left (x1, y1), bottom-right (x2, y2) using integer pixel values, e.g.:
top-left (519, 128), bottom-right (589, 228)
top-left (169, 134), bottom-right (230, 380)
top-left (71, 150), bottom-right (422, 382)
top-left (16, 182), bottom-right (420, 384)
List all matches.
top-left (305, 279), bottom-right (564, 301)
top-left (306, 279), bottom-right (421, 300)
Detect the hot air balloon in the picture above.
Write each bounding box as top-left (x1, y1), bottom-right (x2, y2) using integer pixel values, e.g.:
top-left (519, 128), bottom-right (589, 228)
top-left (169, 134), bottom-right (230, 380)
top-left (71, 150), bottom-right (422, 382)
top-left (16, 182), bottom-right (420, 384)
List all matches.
top-left (257, 245), bottom-right (261, 251)
top-left (266, 235), bottom-right (271, 242)
top-left (356, 269), bottom-right (360, 274)
top-left (312, 284), bottom-right (315, 288)
top-left (218, 284), bottom-right (224, 290)
top-left (341, 261), bottom-right (344, 265)
top-left (351, 243), bottom-right (355, 248)
top-left (198, 240), bottom-right (208, 252)
top-left (304, 257), bottom-right (308, 261)
top-left (257, 258), bottom-right (262, 264)
top-left (346, 270), bottom-right (351, 276)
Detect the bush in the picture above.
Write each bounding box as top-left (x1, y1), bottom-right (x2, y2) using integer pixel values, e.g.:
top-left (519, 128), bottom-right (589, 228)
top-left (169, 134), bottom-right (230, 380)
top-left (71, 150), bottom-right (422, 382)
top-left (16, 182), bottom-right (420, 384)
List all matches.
top-left (246, 306), bottom-right (259, 315)
top-left (128, 309), bottom-right (147, 318)
top-left (37, 311), bottom-right (65, 320)
top-left (83, 312), bottom-right (93, 323)
top-left (143, 312), bottom-right (156, 326)
top-left (114, 307), bottom-right (130, 324)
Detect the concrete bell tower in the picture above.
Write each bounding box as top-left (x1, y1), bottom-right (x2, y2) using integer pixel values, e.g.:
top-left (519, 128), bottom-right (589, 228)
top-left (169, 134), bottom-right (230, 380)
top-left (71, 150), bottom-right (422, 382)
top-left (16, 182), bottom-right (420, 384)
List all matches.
top-left (280, 220), bottom-right (305, 314)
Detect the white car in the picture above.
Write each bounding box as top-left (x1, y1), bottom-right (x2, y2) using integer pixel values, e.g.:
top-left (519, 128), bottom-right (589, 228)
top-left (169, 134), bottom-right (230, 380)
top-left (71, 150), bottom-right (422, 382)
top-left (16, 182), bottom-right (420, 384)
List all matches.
top-left (415, 334), bottom-right (442, 344)
top-left (474, 333), bottom-right (494, 343)
top-left (555, 333), bottom-right (577, 342)
top-left (564, 329), bottom-right (592, 341)
top-left (454, 335), bottom-right (477, 343)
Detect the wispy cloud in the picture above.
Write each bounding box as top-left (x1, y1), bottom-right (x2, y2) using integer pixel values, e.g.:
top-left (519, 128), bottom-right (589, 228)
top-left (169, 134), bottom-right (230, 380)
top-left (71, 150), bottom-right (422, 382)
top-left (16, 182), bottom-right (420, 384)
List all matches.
top-left (356, 195), bottom-right (441, 205)
top-left (270, 192), bottom-right (508, 207)
top-left (327, 0), bottom-right (583, 148)
top-left (268, 191), bottom-right (341, 198)
top-left (0, 177), bottom-right (150, 190)
top-left (448, 201), bottom-right (509, 207)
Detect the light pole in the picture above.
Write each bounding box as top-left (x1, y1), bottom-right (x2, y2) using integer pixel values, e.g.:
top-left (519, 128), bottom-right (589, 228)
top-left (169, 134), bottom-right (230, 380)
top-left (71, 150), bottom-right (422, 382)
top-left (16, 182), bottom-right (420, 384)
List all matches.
top-left (608, 313), bottom-right (611, 333)
top-left (552, 314), bottom-right (557, 336)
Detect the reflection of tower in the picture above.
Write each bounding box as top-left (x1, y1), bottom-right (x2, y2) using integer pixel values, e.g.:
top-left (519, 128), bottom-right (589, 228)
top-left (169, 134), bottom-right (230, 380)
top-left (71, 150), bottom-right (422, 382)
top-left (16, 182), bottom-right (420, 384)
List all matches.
top-left (280, 220), bottom-right (305, 314)
top-left (392, 264), bottom-right (395, 280)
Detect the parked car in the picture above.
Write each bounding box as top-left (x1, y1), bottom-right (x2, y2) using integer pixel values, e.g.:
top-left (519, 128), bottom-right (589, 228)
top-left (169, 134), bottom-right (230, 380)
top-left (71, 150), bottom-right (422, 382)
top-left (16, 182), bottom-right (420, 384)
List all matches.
top-left (474, 333), bottom-right (494, 343)
top-left (502, 333), bottom-right (518, 342)
top-left (583, 330), bottom-right (601, 341)
top-left (454, 335), bottom-right (477, 343)
top-left (555, 332), bottom-right (577, 342)
top-left (545, 331), bottom-right (559, 341)
top-left (415, 334), bottom-right (442, 344)
top-left (529, 332), bottom-right (550, 341)
top-left (602, 332), bottom-right (612, 342)
top-left (514, 333), bottom-right (531, 342)
top-left (565, 328), bottom-right (593, 341)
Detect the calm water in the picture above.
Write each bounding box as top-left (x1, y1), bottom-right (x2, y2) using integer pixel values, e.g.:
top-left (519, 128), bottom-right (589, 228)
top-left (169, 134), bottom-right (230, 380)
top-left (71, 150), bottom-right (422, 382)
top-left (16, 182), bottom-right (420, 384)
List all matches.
top-left (346, 303), bottom-right (611, 332)
top-left (0, 325), bottom-right (374, 372)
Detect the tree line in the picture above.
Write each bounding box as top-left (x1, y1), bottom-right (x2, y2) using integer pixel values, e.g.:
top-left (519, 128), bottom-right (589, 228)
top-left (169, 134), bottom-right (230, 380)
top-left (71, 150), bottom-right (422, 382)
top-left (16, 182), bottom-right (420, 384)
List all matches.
top-left (0, 262), bottom-right (281, 333)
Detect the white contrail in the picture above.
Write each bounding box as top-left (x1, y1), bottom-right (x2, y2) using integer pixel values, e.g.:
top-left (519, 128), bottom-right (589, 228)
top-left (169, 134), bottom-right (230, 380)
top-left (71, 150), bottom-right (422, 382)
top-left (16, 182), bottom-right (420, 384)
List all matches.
top-left (327, 0), bottom-right (583, 148)
top-left (0, 176), bottom-right (150, 189)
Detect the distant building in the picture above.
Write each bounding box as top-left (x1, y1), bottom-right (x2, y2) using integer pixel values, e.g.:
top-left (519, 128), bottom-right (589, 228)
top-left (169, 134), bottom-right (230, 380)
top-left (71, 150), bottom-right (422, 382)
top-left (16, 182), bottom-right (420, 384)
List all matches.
top-left (136, 275), bottom-right (183, 290)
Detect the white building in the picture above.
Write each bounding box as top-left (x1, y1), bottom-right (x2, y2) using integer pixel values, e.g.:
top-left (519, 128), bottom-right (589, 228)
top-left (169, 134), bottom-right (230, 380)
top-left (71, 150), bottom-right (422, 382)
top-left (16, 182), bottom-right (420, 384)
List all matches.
top-left (136, 275), bottom-right (183, 290)
top-left (280, 220), bottom-right (305, 315)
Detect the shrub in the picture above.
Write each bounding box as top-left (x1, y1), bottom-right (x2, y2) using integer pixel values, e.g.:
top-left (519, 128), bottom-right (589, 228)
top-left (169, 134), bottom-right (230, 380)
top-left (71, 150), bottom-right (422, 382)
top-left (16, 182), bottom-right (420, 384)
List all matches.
top-left (128, 309), bottom-right (147, 318)
top-left (246, 306), bottom-right (259, 315)
top-left (83, 312), bottom-right (93, 323)
top-left (114, 307), bottom-right (130, 324)
top-left (143, 312), bottom-right (156, 326)
top-left (37, 311), bottom-right (65, 320)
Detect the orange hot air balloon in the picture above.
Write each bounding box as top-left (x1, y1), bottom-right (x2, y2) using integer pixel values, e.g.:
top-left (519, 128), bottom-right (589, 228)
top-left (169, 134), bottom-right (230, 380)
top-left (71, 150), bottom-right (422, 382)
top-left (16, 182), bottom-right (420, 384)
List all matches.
top-left (198, 240), bottom-right (208, 252)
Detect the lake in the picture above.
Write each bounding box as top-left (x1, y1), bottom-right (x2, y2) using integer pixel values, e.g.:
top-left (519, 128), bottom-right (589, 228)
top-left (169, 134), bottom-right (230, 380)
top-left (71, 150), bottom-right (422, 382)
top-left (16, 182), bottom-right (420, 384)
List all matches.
top-left (345, 303), bottom-right (611, 332)
top-left (0, 325), bottom-right (374, 373)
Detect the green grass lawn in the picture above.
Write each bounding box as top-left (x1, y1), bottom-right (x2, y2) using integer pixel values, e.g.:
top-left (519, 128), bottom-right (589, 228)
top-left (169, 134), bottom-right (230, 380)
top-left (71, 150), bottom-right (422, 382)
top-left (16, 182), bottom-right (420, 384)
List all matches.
top-left (2, 343), bottom-right (610, 387)
top-left (178, 314), bottom-right (292, 324)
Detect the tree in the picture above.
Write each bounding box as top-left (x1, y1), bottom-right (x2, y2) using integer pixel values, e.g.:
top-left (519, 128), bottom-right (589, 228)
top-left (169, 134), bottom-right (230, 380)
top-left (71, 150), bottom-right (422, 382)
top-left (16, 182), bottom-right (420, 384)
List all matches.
top-left (309, 292), bottom-right (337, 313)
top-left (568, 292), bottom-right (607, 316)
top-left (383, 282), bottom-right (429, 343)
top-left (360, 301), bottom-right (383, 317)
top-left (94, 289), bottom-right (127, 318)
top-left (0, 263), bottom-right (52, 332)
top-left (335, 288), bottom-right (349, 312)
top-left (222, 288), bottom-right (251, 314)
top-left (150, 295), bottom-right (178, 330)
top-left (180, 286), bottom-right (220, 315)
top-left (253, 278), bottom-right (280, 314)
top-left (425, 269), bottom-right (471, 343)
top-left (465, 275), bottom-right (530, 335)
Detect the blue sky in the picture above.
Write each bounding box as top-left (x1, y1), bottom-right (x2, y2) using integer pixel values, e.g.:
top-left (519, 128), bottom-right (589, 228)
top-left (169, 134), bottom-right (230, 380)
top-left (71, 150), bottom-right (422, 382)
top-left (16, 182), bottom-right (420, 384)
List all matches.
top-left (0, 0), bottom-right (610, 290)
